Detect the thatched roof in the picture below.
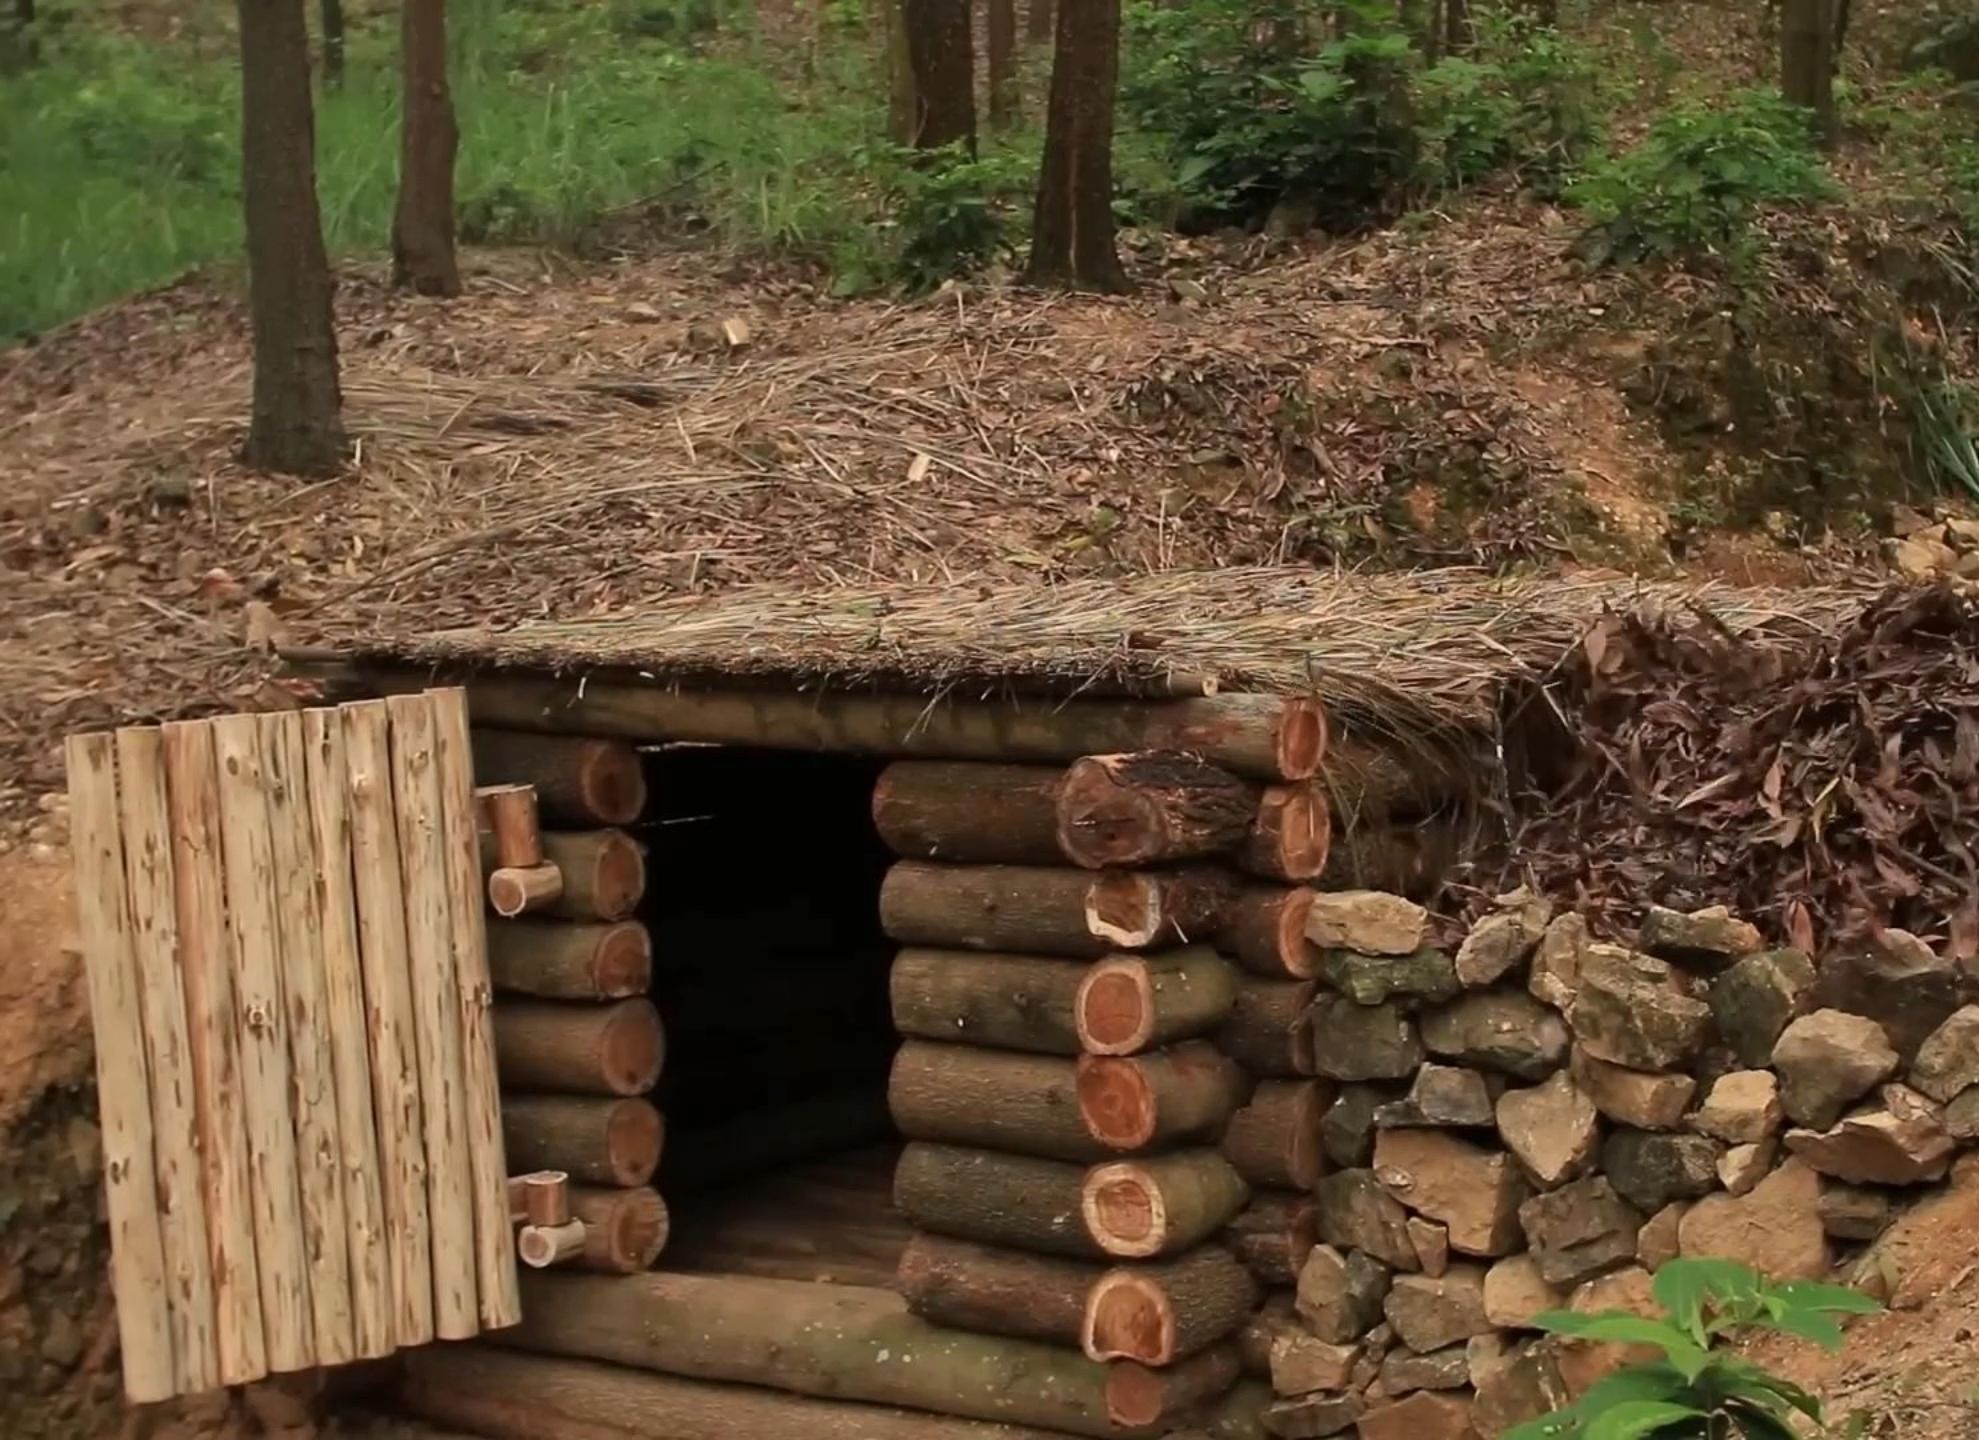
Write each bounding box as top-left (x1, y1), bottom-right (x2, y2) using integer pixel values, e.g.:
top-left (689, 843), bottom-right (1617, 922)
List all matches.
top-left (340, 567), bottom-right (1874, 736)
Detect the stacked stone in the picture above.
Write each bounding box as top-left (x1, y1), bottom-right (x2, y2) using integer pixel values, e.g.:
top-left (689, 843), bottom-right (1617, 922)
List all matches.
top-left (1239, 892), bottom-right (1979, 1440)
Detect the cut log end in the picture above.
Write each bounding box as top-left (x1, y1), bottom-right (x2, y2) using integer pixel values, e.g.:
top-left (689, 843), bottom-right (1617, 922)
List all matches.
top-left (489, 863), bottom-right (563, 917)
top-left (1075, 961), bottom-right (1153, 1055)
top-left (1085, 873), bottom-right (1160, 949)
top-left (1076, 1057), bottom-right (1157, 1152)
top-left (1243, 784), bottom-right (1332, 883)
top-left (594, 923), bottom-right (655, 996)
top-left (521, 1171), bottom-right (570, 1227)
top-left (605, 1100), bottom-right (666, 1187)
top-left (1056, 752), bottom-right (1254, 870)
top-left (1084, 1170), bottom-right (1163, 1258)
top-left (576, 832), bottom-right (646, 920)
top-left (569, 1186), bottom-right (670, 1274)
top-left (518, 1220), bottom-right (587, 1269)
top-left (1085, 1271), bottom-right (1175, 1368)
top-left (572, 740), bottom-right (647, 827)
top-left (1275, 698), bottom-right (1328, 781)
top-left (602, 1001), bottom-right (666, 1095)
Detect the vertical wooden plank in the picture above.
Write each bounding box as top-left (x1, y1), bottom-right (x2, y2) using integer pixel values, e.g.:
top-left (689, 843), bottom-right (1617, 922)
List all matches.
top-left (260, 712), bottom-right (356, 1367)
top-left (342, 699), bottom-right (435, 1347)
top-left (115, 728), bottom-right (220, 1395)
top-left (67, 732), bottom-right (177, 1403)
top-left (386, 692), bottom-right (480, 1340)
top-left (161, 720), bottom-right (268, 1385)
top-left (302, 708), bottom-right (395, 1360)
top-left (210, 714), bottom-right (316, 1373)
top-left (431, 688), bottom-right (524, 1328)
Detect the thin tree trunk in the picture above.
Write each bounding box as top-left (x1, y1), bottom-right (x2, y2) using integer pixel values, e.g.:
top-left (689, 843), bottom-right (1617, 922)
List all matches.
top-left (237, 0), bottom-right (346, 476)
top-left (1026, 0), bottom-right (1052, 45)
top-left (322, 0), bottom-right (345, 86)
top-left (988, 0), bottom-right (1017, 129)
top-left (1027, 0), bottom-right (1126, 291)
top-left (881, 0), bottom-right (917, 144)
top-left (1782, 0), bottom-right (1836, 148)
top-left (1444, 0), bottom-right (1473, 53)
top-left (393, 0), bottom-right (463, 295)
top-left (905, 0), bottom-right (975, 153)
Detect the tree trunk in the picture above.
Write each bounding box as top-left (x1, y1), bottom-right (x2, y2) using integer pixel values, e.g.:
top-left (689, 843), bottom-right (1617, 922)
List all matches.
top-left (880, 861), bottom-right (1111, 956)
top-left (501, 1095), bottom-right (664, 1187)
top-left (1027, 0), bottom-right (1126, 291)
top-left (1074, 947), bottom-right (1238, 1056)
top-left (988, 0), bottom-right (1017, 128)
top-left (487, 921), bottom-right (653, 1001)
top-left (1085, 867), bottom-right (1241, 951)
top-left (472, 731), bottom-right (647, 828)
top-left (1443, 0), bottom-right (1474, 53)
top-left (1220, 1081), bottom-right (1325, 1191)
top-left (872, 761), bottom-right (1065, 864)
top-left (540, 829), bottom-right (647, 921)
top-left (894, 1142), bottom-right (1105, 1257)
top-left (1057, 752), bottom-right (1253, 870)
top-left (1222, 1193), bottom-right (1318, 1287)
top-left (1075, 1043), bottom-right (1249, 1154)
top-left (393, 0), bottom-right (463, 294)
top-left (889, 1040), bottom-right (1102, 1162)
top-left (890, 948), bottom-right (1086, 1055)
top-left (1026, 0), bottom-right (1053, 44)
top-left (321, 0), bottom-right (345, 85)
top-left (1782, 0), bottom-right (1836, 148)
top-left (1221, 889), bottom-right (1319, 980)
top-left (1081, 1151), bottom-right (1250, 1259)
top-left (1082, 1247), bottom-right (1258, 1366)
top-left (493, 998), bottom-right (665, 1097)
top-left (905, 0), bottom-right (975, 152)
top-left (883, 0), bottom-right (917, 144)
top-left (236, 0), bottom-right (345, 475)
top-left (1214, 980), bottom-right (1317, 1078)
top-left (896, 1233), bottom-right (1098, 1346)
top-left (1237, 783), bottom-right (1331, 883)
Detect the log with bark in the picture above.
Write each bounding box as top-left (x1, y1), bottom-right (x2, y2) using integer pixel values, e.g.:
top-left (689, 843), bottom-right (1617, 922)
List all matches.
top-left (478, 783), bottom-right (544, 868)
top-left (1056, 752), bottom-right (1254, 869)
top-left (1214, 980), bottom-right (1316, 1077)
top-left (494, 998), bottom-right (665, 1097)
top-left (567, 1185), bottom-right (670, 1274)
top-left (1321, 732), bottom-right (1470, 823)
top-left (1219, 889), bottom-right (1318, 980)
top-left (1081, 1246), bottom-right (1258, 1367)
top-left (1074, 947), bottom-right (1237, 1055)
top-left (1085, 867), bottom-right (1240, 950)
top-left (1315, 820), bottom-right (1456, 899)
top-left (1221, 1193), bottom-right (1317, 1287)
top-left (471, 730), bottom-right (647, 827)
top-left (880, 862), bottom-right (1111, 957)
top-left (872, 761), bottom-right (1065, 863)
top-left (888, 1040), bottom-right (1100, 1162)
top-left (1236, 783), bottom-right (1330, 883)
top-left (890, 948), bottom-right (1084, 1055)
top-left (896, 1232), bottom-right (1098, 1347)
top-left (893, 1142), bottom-right (1104, 1258)
top-left (488, 921), bottom-right (652, 1001)
top-left (1080, 1150), bottom-right (1250, 1259)
top-left (502, 1096), bottom-right (664, 1188)
top-left (1075, 1043), bottom-right (1248, 1153)
top-left (1219, 1081), bottom-right (1326, 1191)
top-left (488, 862), bottom-right (563, 918)
top-left (540, 829), bottom-right (646, 921)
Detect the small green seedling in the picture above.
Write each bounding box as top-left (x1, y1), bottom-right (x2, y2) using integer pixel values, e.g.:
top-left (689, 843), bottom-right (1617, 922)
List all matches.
top-left (1506, 1258), bottom-right (1881, 1440)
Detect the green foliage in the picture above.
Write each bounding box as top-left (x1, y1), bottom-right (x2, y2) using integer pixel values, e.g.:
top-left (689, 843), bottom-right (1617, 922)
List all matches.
top-left (1506, 1259), bottom-right (1880, 1440)
top-left (1568, 91), bottom-right (1837, 264)
top-left (878, 142), bottom-right (1033, 295)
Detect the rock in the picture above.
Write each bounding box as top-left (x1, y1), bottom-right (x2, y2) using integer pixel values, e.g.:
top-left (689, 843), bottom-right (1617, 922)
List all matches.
top-left (1271, 1332), bottom-right (1363, 1396)
top-left (1455, 900), bottom-right (1551, 989)
top-left (1690, 1070), bottom-right (1783, 1144)
top-left (1570, 948), bottom-right (1711, 1071)
top-left (1637, 905), bottom-right (1762, 972)
top-left (1518, 1176), bottom-right (1643, 1286)
top-left (1815, 930), bottom-right (1969, 1061)
top-left (1601, 1130), bottom-right (1723, 1213)
top-left (1311, 997), bottom-right (1425, 1082)
top-left (1323, 1085), bottom-right (1398, 1168)
top-left (1380, 1343), bottom-right (1471, 1394)
top-left (1464, 1331), bottom-right (1509, 1385)
top-left (37, 1313), bottom-right (81, 1369)
top-left (1373, 1129), bottom-right (1529, 1257)
top-left (1495, 1071), bottom-right (1601, 1188)
top-left (1947, 1087), bottom-right (1979, 1140)
top-left (1678, 1157), bottom-right (1829, 1280)
top-left (1241, 1293), bottom-right (1301, 1373)
top-left (1376, 1066), bottom-right (1496, 1129)
top-left (1571, 1048), bottom-right (1696, 1130)
top-left (1383, 1266), bottom-right (1493, 1352)
top-left (1293, 1244), bottom-right (1388, 1340)
top-left (1909, 1006), bottom-right (1979, 1103)
top-left (1528, 914), bottom-right (1589, 1012)
top-left (1407, 1219), bottom-right (1450, 1278)
top-left (1482, 1254), bottom-right (1566, 1329)
top-left (1421, 991), bottom-right (1569, 1080)
top-left (1355, 1390), bottom-right (1479, 1440)
top-left (1818, 1182), bottom-right (1894, 1241)
top-left (1316, 1171), bottom-right (1422, 1272)
top-left (1307, 892), bottom-right (1429, 957)
top-left (1718, 1140), bottom-right (1775, 1196)
top-left (1784, 1085), bottom-right (1956, 1185)
top-left (1709, 948), bottom-right (1817, 1068)
top-left (1891, 534), bottom-right (1956, 578)
top-left (1319, 948), bottom-right (1461, 1008)
top-left (1266, 1393), bottom-right (1365, 1439)
top-left (1570, 1265), bottom-right (1658, 1320)
top-left (1772, 1010), bottom-right (1900, 1129)
top-left (1471, 1342), bottom-right (1569, 1440)
top-left (1636, 1202), bottom-right (1689, 1271)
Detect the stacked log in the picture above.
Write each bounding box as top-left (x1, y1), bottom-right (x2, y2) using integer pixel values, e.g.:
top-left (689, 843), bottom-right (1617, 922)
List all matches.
top-left (476, 733), bottom-right (669, 1278)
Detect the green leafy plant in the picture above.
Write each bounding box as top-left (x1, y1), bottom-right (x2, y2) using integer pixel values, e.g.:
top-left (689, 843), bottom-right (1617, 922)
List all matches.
top-left (1507, 1259), bottom-right (1880, 1440)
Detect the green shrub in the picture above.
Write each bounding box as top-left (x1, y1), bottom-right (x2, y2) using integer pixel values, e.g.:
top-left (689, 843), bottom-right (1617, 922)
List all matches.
top-left (1508, 1258), bottom-right (1879, 1440)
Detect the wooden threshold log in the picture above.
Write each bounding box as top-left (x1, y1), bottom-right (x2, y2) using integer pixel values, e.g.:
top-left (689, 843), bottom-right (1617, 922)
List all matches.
top-left (891, 948), bottom-right (1084, 1055)
top-left (350, 669), bottom-right (1327, 781)
top-left (1220, 1080), bottom-right (1326, 1191)
top-left (1082, 1247), bottom-right (1259, 1367)
top-left (488, 920), bottom-right (652, 1000)
top-left (1222, 1193), bottom-right (1318, 1287)
top-left (894, 1143), bottom-right (1105, 1258)
top-left (489, 862), bottom-right (564, 918)
top-left (1085, 867), bottom-right (1240, 950)
top-left (568, 1185), bottom-right (670, 1274)
top-left (1236, 783), bottom-right (1330, 883)
top-left (873, 761), bottom-right (1066, 863)
top-left (1215, 979), bottom-right (1316, 1078)
top-left (495, 998), bottom-right (665, 1096)
top-left (897, 1233), bottom-right (1099, 1347)
top-left (1076, 1043), bottom-right (1249, 1153)
top-left (1080, 1150), bottom-right (1250, 1260)
top-left (1220, 889), bottom-right (1318, 979)
top-left (503, 1096), bottom-right (664, 1187)
top-left (541, 829), bottom-right (646, 921)
top-left (472, 730), bottom-right (647, 827)
top-left (889, 1040), bottom-right (1100, 1162)
top-left (478, 783), bottom-right (544, 868)
top-left (879, 862), bottom-right (1111, 957)
top-left (495, 1270), bottom-right (1238, 1438)
top-left (402, 1344), bottom-right (1081, 1440)
top-left (1057, 752), bottom-right (1254, 869)
top-left (520, 1221), bottom-right (589, 1269)
top-left (1075, 947), bottom-right (1237, 1055)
